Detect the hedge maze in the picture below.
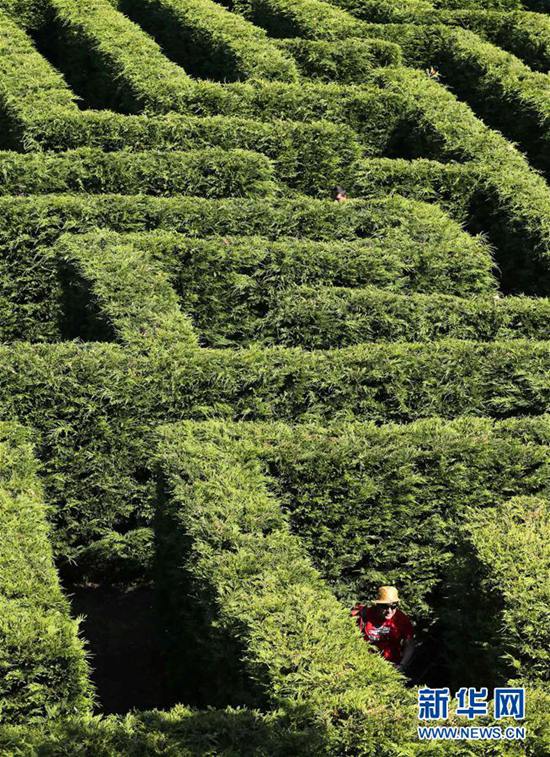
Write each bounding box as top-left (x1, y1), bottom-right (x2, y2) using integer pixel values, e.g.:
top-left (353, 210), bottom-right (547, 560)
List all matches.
top-left (0, 0), bottom-right (549, 752)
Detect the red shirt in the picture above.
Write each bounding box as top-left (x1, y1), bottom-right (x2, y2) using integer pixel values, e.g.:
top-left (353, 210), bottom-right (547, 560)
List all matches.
top-left (351, 604), bottom-right (414, 664)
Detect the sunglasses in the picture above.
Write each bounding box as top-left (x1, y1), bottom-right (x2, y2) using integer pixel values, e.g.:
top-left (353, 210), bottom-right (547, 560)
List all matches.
top-left (378, 603), bottom-right (398, 610)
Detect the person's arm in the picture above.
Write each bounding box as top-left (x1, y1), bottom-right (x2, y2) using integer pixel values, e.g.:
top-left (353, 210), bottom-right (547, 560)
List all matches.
top-left (398, 638), bottom-right (415, 671)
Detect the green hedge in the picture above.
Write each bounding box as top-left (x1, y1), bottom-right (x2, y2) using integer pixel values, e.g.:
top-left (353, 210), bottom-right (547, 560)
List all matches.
top-left (366, 25), bottom-right (550, 177)
top-left (0, 193), bottom-right (479, 341)
top-left (422, 10), bottom-right (550, 73)
top-left (54, 232), bottom-right (198, 349)
top-left (0, 690), bottom-right (548, 755)
top-left (0, 422), bottom-right (92, 723)
top-left (262, 286), bottom-right (550, 348)
top-left (26, 115), bottom-right (362, 194)
top-left (0, 132), bottom-right (361, 195)
top-left (3, 2), bottom-right (404, 149)
top-left (119, 229), bottom-right (495, 346)
top-left (1, 340), bottom-right (550, 566)
top-left (156, 421), bottom-right (415, 750)
top-left (24, 79), bottom-right (402, 156)
top-left (443, 495), bottom-right (550, 689)
top-left (318, 0), bottom-right (435, 23)
top-left (0, 8), bottom-right (78, 148)
top-left (375, 67), bottom-right (550, 295)
top-left (0, 706), bottom-right (315, 756)
top-left (273, 37), bottom-right (401, 81)
top-left (111, 227), bottom-right (496, 298)
top-left (117, 0), bottom-right (298, 82)
top-left (0, 147), bottom-right (279, 197)
top-left (330, 0), bottom-right (523, 20)
top-left (230, 0), bottom-right (365, 39)
top-left (29, 0), bottom-right (197, 114)
top-left (206, 418), bottom-right (550, 623)
top-left (348, 157), bottom-right (477, 220)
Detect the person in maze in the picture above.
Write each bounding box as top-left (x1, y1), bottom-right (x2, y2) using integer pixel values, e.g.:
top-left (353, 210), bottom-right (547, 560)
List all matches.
top-left (351, 586), bottom-right (415, 673)
top-left (332, 185), bottom-right (348, 202)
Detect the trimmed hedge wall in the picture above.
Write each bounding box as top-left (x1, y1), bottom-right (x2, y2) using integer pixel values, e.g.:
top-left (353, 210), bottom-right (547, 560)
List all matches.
top-left (54, 232), bottom-right (198, 349)
top-left (0, 422), bottom-right (92, 723)
top-left (0, 147), bottom-right (279, 198)
top-left (0, 706), bottom-right (315, 756)
top-left (211, 418), bottom-right (550, 623)
top-left (118, 229), bottom-right (496, 346)
top-left (273, 37), bottom-right (402, 82)
top-left (30, 0), bottom-right (196, 114)
top-left (0, 8), bottom-right (78, 149)
top-left (117, 0), bottom-right (299, 82)
top-left (1, 340), bottom-right (550, 565)
top-left (103, 228), bottom-right (497, 298)
top-left (0, 193), bottom-right (482, 341)
top-left (0, 691), bottom-right (549, 755)
top-left (59, 228), bottom-right (494, 348)
top-left (18, 114), bottom-right (363, 196)
top-left (367, 24), bottom-right (550, 178)
top-left (262, 286), bottom-right (550, 348)
top-left (374, 67), bottom-right (550, 294)
top-left (230, 0), bottom-right (365, 40)
top-left (156, 421), bottom-right (415, 750)
top-left (422, 10), bottom-right (550, 73)
top-left (0, 136), bottom-right (361, 195)
top-left (443, 495), bottom-right (550, 689)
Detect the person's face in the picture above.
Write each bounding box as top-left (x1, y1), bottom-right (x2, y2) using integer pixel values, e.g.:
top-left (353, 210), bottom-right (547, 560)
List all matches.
top-left (376, 602), bottom-right (397, 621)
top-left (335, 192), bottom-right (348, 202)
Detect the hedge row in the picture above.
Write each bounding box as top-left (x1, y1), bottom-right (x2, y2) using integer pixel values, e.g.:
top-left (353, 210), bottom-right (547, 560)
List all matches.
top-left (443, 495), bottom-right (550, 689)
top-left (124, 229), bottom-right (495, 343)
top-left (1, 690), bottom-right (548, 755)
top-left (0, 193), bottom-right (479, 341)
top-left (367, 24), bottom-right (550, 177)
top-left (330, 0), bottom-right (532, 21)
top-left (261, 286), bottom-right (550, 348)
top-left (420, 10), bottom-right (550, 72)
top-left (5, 0), bottom-right (403, 150)
top-left (116, 0), bottom-right (298, 82)
top-left (62, 228), bottom-right (493, 349)
top-left (0, 707), bottom-right (315, 756)
top-left (1, 340), bottom-right (550, 565)
top-left (211, 418), bottom-right (550, 623)
top-left (374, 67), bottom-right (550, 295)
top-left (229, 0), bottom-right (365, 40)
top-left (156, 420), bottom-right (415, 750)
top-left (273, 36), bottom-right (402, 82)
top-left (0, 422), bottom-right (92, 723)
top-left (0, 136), bottom-right (361, 195)
top-left (31, 0), bottom-right (196, 114)
top-left (0, 147), bottom-right (279, 197)
top-left (173, 3), bottom-right (550, 288)
top-left (54, 232), bottom-right (198, 349)
top-left (0, 8), bottom-right (77, 149)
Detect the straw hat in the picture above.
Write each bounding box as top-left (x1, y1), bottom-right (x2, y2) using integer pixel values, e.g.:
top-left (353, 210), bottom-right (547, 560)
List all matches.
top-left (373, 586), bottom-right (399, 604)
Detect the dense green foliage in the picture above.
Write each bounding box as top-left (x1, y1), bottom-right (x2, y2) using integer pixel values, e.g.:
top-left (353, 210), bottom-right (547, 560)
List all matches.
top-left (0, 147), bottom-right (279, 197)
top-left (0, 193), bottom-right (482, 341)
top-left (263, 287), bottom-right (550, 348)
top-left (0, 0), bottom-right (549, 749)
top-left (443, 495), bottom-right (550, 688)
top-left (18, 119), bottom-right (362, 194)
top-left (54, 232), bottom-right (198, 348)
top-left (1, 341), bottom-right (549, 567)
top-left (156, 421), bottom-right (417, 750)
top-left (273, 36), bottom-right (402, 81)
top-left (0, 422), bottom-right (92, 722)
top-left (117, 0), bottom-right (299, 82)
